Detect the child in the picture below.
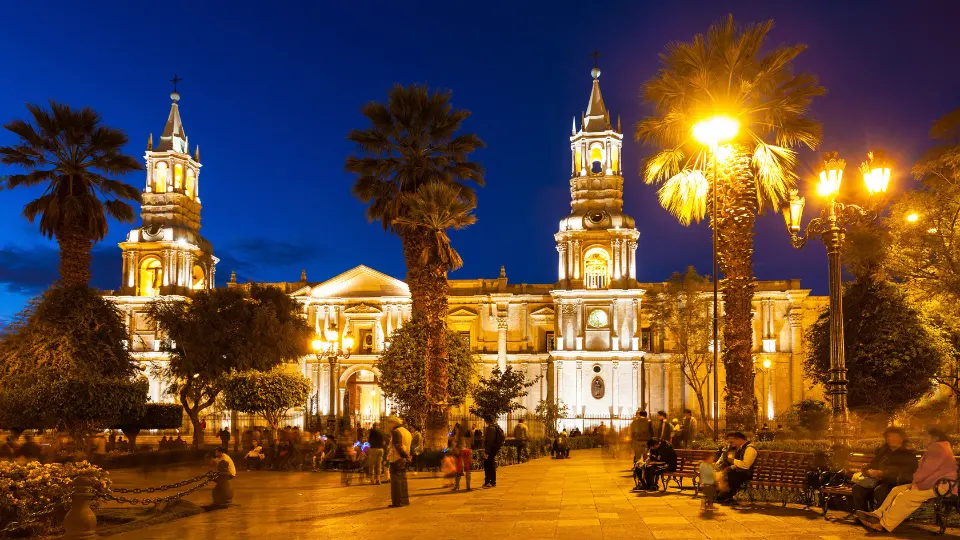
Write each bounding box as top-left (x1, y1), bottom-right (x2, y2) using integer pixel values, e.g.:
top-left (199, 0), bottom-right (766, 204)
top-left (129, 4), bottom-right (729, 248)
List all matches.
top-left (440, 452), bottom-right (458, 487)
top-left (699, 461), bottom-right (717, 510)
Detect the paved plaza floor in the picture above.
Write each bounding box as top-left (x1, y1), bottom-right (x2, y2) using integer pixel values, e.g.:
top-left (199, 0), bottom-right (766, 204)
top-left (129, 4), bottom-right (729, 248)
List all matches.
top-left (104, 449), bottom-right (956, 539)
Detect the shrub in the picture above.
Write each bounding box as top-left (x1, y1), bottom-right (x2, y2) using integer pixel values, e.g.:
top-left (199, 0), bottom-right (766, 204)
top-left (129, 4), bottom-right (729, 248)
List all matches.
top-left (0, 461), bottom-right (110, 535)
top-left (112, 403), bottom-right (184, 449)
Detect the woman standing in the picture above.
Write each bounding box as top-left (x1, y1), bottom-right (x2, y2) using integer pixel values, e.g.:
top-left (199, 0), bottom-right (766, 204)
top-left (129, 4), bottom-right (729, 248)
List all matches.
top-left (453, 423), bottom-right (473, 491)
top-left (857, 426), bottom-right (957, 532)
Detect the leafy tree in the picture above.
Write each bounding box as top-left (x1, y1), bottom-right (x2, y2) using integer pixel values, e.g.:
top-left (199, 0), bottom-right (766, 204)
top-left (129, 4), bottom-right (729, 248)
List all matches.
top-left (0, 102), bottom-right (141, 286)
top-left (223, 367), bottom-right (310, 441)
top-left (148, 285), bottom-right (311, 447)
top-left (792, 399), bottom-right (830, 435)
top-left (375, 318), bottom-right (474, 447)
top-left (535, 399), bottom-right (569, 439)
top-left (647, 267), bottom-right (714, 432)
top-left (469, 366), bottom-right (539, 419)
top-left (346, 84), bottom-right (484, 406)
top-left (805, 279), bottom-right (948, 418)
top-left (636, 15), bottom-right (824, 429)
top-left (112, 403), bottom-right (184, 450)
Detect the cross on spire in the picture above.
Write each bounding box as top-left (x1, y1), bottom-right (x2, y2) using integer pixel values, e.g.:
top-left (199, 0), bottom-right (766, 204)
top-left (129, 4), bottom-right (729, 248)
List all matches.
top-left (170, 74), bottom-right (182, 93)
top-left (591, 49), bottom-right (600, 69)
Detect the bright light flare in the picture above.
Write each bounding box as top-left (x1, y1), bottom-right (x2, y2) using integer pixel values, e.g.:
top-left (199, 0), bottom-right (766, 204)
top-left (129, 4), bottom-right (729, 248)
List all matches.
top-left (311, 338), bottom-right (324, 351)
top-left (906, 213), bottom-right (919, 223)
top-left (692, 116), bottom-right (740, 147)
top-left (861, 150), bottom-right (892, 195)
top-left (817, 153), bottom-right (846, 198)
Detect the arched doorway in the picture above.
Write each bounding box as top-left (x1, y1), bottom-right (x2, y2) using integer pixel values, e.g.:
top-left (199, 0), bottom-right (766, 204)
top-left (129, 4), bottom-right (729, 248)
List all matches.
top-left (340, 368), bottom-right (382, 426)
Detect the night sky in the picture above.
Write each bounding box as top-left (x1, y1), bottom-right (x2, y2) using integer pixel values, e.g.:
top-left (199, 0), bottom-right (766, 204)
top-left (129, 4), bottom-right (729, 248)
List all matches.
top-left (1, 0), bottom-right (958, 324)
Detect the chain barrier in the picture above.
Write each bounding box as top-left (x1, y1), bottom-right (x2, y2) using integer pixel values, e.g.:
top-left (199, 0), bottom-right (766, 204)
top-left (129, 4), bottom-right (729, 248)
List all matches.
top-left (0, 504), bottom-right (62, 535)
top-left (101, 472), bottom-right (216, 506)
top-left (109, 471), bottom-right (215, 494)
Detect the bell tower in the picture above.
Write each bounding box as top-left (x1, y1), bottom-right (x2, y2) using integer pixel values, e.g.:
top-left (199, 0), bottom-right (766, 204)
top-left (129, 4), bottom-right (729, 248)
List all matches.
top-left (118, 85), bottom-right (217, 296)
top-left (552, 64), bottom-right (643, 356)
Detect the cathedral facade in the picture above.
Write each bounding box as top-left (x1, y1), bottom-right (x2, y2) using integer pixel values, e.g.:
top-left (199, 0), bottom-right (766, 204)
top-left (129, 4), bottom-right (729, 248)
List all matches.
top-left (106, 70), bottom-right (827, 431)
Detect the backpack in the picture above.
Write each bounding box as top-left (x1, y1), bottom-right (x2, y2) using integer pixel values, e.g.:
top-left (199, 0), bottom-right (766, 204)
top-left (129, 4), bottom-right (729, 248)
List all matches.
top-left (493, 425), bottom-right (505, 451)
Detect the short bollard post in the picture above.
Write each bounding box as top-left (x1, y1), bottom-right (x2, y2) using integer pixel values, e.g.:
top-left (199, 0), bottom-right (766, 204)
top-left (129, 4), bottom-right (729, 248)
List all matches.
top-left (63, 476), bottom-right (97, 539)
top-left (211, 462), bottom-right (234, 507)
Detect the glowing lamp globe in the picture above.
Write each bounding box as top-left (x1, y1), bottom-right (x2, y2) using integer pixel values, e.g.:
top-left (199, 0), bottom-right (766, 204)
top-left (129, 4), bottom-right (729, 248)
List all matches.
top-left (782, 190), bottom-right (805, 233)
top-left (692, 116), bottom-right (740, 147)
top-left (342, 332), bottom-right (355, 350)
top-left (906, 213), bottom-right (919, 223)
top-left (324, 328), bottom-right (338, 342)
top-left (817, 152), bottom-right (845, 198)
top-left (311, 339), bottom-right (323, 351)
top-left (861, 150), bottom-right (892, 195)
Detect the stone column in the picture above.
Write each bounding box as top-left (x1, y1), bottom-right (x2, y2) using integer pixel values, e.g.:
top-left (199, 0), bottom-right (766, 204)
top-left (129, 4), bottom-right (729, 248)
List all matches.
top-left (555, 360), bottom-right (563, 403)
top-left (612, 360), bottom-right (620, 416)
top-left (621, 239), bottom-right (629, 278)
top-left (612, 239), bottom-right (621, 279)
top-left (573, 240), bottom-right (582, 280)
top-left (209, 264), bottom-right (216, 289)
top-left (632, 361), bottom-right (639, 414)
top-left (575, 360), bottom-right (583, 415)
top-left (566, 241), bottom-right (575, 280)
top-left (162, 249), bottom-right (171, 286)
top-left (522, 302), bottom-right (529, 350)
top-left (497, 314), bottom-right (508, 370)
top-left (557, 244), bottom-right (567, 281)
top-left (629, 241), bottom-right (637, 279)
top-left (611, 299), bottom-right (619, 351)
top-left (540, 361), bottom-right (548, 403)
top-left (789, 310), bottom-right (804, 403)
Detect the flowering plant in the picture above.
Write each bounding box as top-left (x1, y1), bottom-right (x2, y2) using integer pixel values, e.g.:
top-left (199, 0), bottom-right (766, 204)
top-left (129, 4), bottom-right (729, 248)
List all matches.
top-left (0, 460), bottom-right (110, 534)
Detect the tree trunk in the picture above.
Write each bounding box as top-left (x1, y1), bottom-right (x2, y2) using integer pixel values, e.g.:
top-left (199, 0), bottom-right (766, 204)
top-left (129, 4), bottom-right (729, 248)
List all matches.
top-left (121, 428), bottom-right (140, 451)
top-left (55, 224), bottom-right (93, 287)
top-left (424, 407), bottom-right (449, 450)
top-left (400, 230), bottom-right (451, 405)
top-left (714, 146), bottom-right (758, 432)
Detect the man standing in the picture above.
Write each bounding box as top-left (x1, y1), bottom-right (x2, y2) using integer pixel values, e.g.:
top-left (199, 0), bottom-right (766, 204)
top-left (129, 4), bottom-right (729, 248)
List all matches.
top-left (715, 432), bottom-right (758, 505)
top-left (482, 415), bottom-right (505, 488)
top-left (219, 428), bottom-right (231, 449)
top-left (654, 411), bottom-right (672, 442)
top-left (681, 410), bottom-right (698, 448)
top-left (367, 423), bottom-right (385, 485)
top-left (513, 419), bottom-right (529, 463)
top-left (630, 411), bottom-right (652, 462)
top-left (386, 417), bottom-right (411, 507)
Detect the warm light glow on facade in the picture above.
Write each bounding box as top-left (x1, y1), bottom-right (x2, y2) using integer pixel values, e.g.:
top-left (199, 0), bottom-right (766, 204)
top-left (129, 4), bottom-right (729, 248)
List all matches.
top-left (692, 116), bottom-right (739, 147)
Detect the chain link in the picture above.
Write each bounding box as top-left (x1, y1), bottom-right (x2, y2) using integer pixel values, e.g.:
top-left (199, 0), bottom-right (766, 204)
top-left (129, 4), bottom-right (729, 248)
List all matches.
top-left (109, 472), bottom-right (215, 494)
top-left (101, 473), bottom-right (216, 505)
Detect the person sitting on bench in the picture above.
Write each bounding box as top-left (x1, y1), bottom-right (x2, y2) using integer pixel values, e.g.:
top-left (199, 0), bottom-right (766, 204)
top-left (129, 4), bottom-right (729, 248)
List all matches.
top-left (553, 429), bottom-right (570, 458)
top-left (634, 438), bottom-right (677, 491)
top-left (715, 431), bottom-right (757, 505)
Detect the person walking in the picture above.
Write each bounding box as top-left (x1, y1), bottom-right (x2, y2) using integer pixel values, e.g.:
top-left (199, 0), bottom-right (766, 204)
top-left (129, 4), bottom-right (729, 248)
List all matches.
top-left (514, 419), bottom-right (529, 463)
top-left (482, 415), bottom-right (505, 488)
top-left (680, 410), bottom-right (698, 448)
top-left (630, 411), bottom-right (653, 462)
top-left (453, 424), bottom-right (474, 491)
top-left (857, 426), bottom-right (957, 532)
top-left (385, 417), bottom-right (411, 507)
top-left (409, 425), bottom-right (423, 472)
top-left (367, 423), bottom-right (385, 485)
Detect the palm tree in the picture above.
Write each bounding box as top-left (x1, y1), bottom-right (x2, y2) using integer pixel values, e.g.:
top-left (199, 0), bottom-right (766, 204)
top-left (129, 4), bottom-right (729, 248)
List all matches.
top-left (346, 84), bottom-right (484, 406)
top-left (0, 101), bottom-right (142, 287)
top-left (393, 181), bottom-right (477, 403)
top-left (635, 16), bottom-right (824, 429)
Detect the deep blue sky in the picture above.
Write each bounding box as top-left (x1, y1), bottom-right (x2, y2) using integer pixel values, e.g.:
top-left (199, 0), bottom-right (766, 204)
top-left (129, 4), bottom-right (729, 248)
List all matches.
top-left (1, 0), bottom-right (958, 324)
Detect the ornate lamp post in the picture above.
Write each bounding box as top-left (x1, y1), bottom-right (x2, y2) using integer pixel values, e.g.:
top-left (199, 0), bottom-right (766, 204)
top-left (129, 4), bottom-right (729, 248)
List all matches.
top-left (311, 325), bottom-right (354, 419)
top-left (782, 151), bottom-right (892, 445)
top-left (692, 115), bottom-right (740, 441)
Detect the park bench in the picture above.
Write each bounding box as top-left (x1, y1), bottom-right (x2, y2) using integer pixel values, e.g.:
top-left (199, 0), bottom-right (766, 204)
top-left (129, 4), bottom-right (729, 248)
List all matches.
top-left (932, 457), bottom-right (960, 535)
top-left (744, 451), bottom-right (816, 506)
top-left (818, 452), bottom-right (875, 518)
top-left (662, 449), bottom-right (717, 494)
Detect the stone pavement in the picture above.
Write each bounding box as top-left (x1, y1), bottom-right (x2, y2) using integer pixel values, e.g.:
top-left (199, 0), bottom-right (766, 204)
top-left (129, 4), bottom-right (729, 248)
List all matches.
top-left (104, 449), bottom-right (954, 539)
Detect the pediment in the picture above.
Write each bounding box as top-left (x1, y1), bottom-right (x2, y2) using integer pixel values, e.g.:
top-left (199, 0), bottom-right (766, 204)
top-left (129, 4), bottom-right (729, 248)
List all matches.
top-left (344, 303), bottom-right (382, 314)
top-left (310, 265), bottom-right (410, 299)
top-left (448, 307), bottom-right (478, 319)
top-left (530, 306), bottom-right (556, 319)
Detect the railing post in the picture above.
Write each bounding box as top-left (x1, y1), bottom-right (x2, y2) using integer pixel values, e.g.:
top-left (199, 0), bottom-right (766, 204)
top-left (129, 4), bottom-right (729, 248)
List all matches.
top-left (211, 463), bottom-right (234, 508)
top-left (63, 476), bottom-right (97, 539)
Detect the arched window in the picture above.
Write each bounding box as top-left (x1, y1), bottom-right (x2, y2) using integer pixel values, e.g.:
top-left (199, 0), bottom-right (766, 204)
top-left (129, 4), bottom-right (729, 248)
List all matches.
top-left (583, 248), bottom-right (610, 289)
top-left (611, 144), bottom-right (620, 174)
top-left (154, 162), bottom-right (167, 193)
top-left (174, 163), bottom-right (183, 190)
top-left (185, 169), bottom-right (196, 198)
top-left (138, 257), bottom-right (163, 297)
top-left (589, 143), bottom-right (604, 174)
top-left (191, 264), bottom-right (205, 290)
top-left (574, 147), bottom-right (583, 175)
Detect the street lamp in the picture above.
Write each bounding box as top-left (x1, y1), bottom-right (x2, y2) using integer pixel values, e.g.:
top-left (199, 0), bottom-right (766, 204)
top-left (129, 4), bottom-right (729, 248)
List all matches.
top-left (692, 115), bottom-right (740, 441)
top-left (311, 326), bottom-right (353, 420)
top-left (782, 150), bottom-right (892, 446)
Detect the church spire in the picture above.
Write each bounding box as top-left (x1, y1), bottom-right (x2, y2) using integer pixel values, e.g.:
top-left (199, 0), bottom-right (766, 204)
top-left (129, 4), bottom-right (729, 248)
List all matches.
top-left (583, 62), bottom-right (611, 133)
top-left (156, 77), bottom-right (188, 154)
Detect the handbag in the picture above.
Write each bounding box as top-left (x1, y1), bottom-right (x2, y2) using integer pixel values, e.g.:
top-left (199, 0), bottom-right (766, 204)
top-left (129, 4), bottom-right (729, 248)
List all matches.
top-left (856, 476), bottom-right (880, 489)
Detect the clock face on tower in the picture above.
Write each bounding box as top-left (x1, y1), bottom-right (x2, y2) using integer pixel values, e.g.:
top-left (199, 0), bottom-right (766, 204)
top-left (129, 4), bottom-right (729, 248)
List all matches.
top-left (587, 309), bottom-right (608, 328)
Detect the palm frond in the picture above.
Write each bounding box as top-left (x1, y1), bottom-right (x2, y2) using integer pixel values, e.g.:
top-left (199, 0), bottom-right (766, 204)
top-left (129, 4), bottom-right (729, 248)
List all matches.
top-left (752, 142), bottom-right (797, 212)
top-left (657, 170), bottom-right (709, 225)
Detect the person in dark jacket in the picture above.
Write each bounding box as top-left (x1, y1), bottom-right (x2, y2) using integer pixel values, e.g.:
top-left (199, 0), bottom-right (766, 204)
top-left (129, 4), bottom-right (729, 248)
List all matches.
top-left (482, 415), bottom-right (504, 488)
top-left (852, 426), bottom-right (918, 511)
top-left (654, 411), bottom-right (673, 442)
top-left (636, 438), bottom-right (677, 491)
top-left (715, 432), bottom-right (758, 504)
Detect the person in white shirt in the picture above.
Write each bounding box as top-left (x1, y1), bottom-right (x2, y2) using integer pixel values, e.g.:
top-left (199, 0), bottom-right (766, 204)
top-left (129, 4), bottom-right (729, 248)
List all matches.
top-left (214, 446), bottom-right (237, 477)
top-left (245, 440), bottom-right (265, 471)
top-left (715, 431), bottom-right (758, 504)
top-left (385, 417), bottom-right (412, 507)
